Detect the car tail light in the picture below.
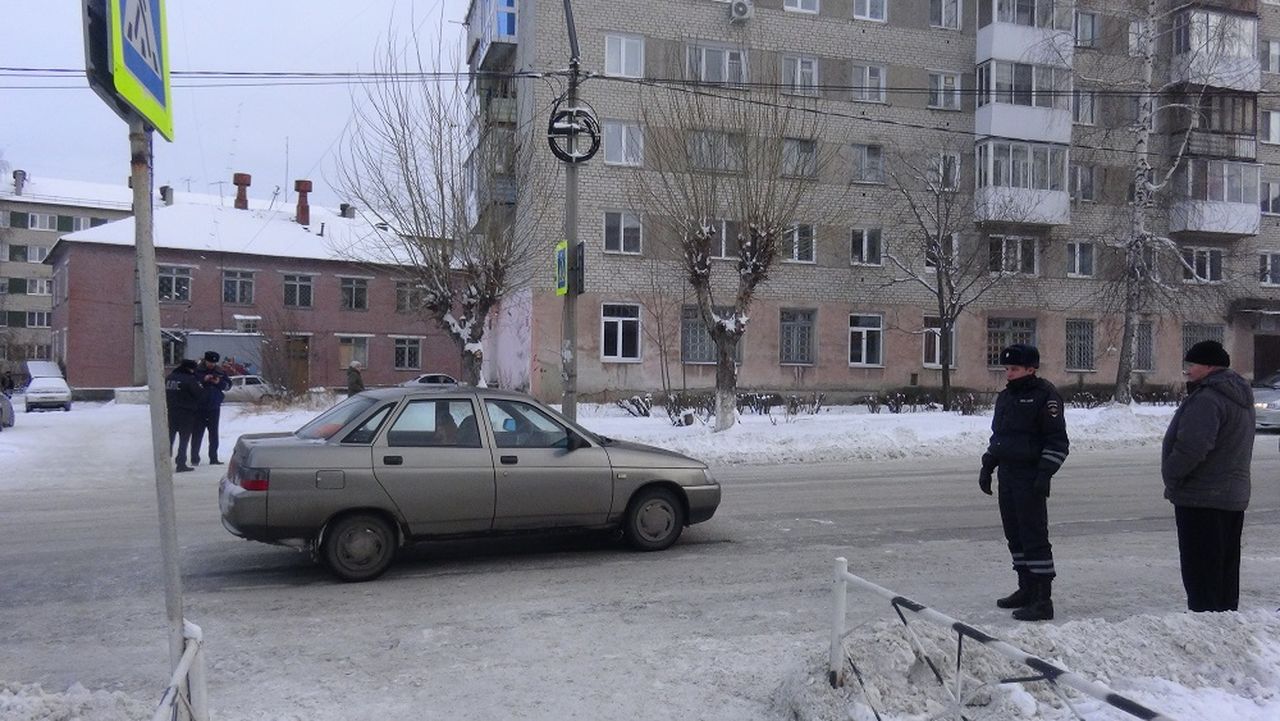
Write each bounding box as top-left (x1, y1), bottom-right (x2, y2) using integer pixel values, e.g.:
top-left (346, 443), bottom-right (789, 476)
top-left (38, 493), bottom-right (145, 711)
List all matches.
top-left (236, 465), bottom-right (270, 492)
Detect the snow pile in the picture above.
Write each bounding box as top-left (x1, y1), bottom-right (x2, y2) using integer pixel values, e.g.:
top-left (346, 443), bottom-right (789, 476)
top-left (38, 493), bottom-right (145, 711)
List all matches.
top-left (777, 610), bottom-right (1280, 721)
top-left (0, 681), bottom-right (152, 721)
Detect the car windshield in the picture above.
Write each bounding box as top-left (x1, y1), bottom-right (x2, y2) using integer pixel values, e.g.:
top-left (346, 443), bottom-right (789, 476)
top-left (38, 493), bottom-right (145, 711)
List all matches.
top-left (296, 396), bottom-right (382, 440)
top-left (28, 378), bottom-right (68, 391)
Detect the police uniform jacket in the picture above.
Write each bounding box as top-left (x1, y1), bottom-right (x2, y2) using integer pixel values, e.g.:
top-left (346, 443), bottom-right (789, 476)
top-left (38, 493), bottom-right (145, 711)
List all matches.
top-left (198, 366), bottom-right (232, 408)
top-left (165, 368), bottom-right (204, 415)
top-left (982, 375), bottom-right (1070, 480)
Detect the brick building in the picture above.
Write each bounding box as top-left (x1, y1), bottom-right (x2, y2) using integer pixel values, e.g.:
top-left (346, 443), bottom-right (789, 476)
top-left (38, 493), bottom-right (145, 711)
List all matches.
top-left (46, 176), bottom-right (460, 390)
top-left (467, 0), bottom-right (1280, 402)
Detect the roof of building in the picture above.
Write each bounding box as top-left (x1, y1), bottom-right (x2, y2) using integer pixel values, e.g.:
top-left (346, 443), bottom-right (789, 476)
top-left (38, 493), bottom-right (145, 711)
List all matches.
top-left (55, 202), bottom-right (394, 264)
top-left (2, 172), bottom-right (277, 212)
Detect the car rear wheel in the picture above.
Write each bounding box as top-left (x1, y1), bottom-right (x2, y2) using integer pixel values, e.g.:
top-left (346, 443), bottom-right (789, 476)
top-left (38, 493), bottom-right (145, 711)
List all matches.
top-left (322, 514), bottom-right (397, 582)
top-left (623, 487), bottom-right (685, 551)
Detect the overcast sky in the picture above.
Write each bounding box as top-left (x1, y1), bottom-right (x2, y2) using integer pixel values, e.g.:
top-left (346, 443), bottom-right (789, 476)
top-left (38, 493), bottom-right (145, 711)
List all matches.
top-left (1, 1), bottom-right (470, 207)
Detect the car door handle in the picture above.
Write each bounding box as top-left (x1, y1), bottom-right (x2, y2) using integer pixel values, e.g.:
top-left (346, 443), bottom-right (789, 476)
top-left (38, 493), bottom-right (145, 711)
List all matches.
top-left (383, 455), bottom-right (403, 466)
top-left (500, 455), bottom-right (518, 465)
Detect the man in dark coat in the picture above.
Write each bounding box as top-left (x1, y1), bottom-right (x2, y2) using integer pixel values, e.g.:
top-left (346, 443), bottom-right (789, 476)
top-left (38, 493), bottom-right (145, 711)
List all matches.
top-left (346, 360), bottom-right (365, 396)
top-left (979, 343), bottom-right (1069, 621)
top-left (165, 359), bottom-right (204, 473)
top-left (191, 350), bottom-right (232, 466)
top-left (1162, 340), bottom-right (1254, 612)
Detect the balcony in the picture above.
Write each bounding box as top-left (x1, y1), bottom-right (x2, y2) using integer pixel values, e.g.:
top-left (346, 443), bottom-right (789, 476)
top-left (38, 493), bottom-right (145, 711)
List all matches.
top-left (975, 187), bottom-right (1070, 226)
top-left (977, 23), bottom-right (1073, 67)
top-left (482, 95), bottom-right (517, 126)
top-left (465, 0), bottom-right (517, 73)
top-left (1170, 199), bottom-right (1259, 235)
top-left (1170, 10), bottom-right (1260, 92)
top-left (1182, 129), bottom-right (1256, 161)
top-left (976, 103), bottom-right (1072, 144)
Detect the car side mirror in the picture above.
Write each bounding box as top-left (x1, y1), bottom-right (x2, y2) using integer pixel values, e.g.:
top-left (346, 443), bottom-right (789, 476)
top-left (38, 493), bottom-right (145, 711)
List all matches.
top-left (502, 418), bottom-right (517, 432)
top-left (566, 432), bottom-right (588, 451)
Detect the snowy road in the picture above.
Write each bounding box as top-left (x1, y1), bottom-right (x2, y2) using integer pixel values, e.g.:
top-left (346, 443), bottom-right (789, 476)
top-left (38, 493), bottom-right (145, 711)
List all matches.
top-left (1, 403), bottom-right (1278, 720)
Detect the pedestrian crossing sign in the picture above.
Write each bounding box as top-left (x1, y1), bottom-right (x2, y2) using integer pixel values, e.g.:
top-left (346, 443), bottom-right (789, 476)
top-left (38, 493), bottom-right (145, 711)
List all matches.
top-left (100, 0), bottom-right (174, 140)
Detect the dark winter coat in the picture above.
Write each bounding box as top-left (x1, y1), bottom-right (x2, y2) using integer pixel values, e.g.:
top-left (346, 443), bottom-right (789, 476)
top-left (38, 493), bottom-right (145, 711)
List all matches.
top-left (346, 367), bottom-right (365, 395)
top-left (165, 367), bottom-right (204, 415)
top-left (982, 375), bottom-right (1070, 478)
top-left (198, 366), bottom-right (232, 408)
top-left (1161, 369), bottom-right (1254, 512)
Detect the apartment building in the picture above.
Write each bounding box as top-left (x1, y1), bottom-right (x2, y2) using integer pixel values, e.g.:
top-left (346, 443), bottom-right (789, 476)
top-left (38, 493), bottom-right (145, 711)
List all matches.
top-left (468, 0), bottom-right (1280, 402)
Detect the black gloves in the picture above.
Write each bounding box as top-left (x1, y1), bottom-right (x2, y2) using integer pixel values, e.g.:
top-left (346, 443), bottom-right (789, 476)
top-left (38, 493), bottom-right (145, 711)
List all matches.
top-left (979, 468), bottom-right (993, 495)
top-left (1034, 473), bottom-right (1052, 498)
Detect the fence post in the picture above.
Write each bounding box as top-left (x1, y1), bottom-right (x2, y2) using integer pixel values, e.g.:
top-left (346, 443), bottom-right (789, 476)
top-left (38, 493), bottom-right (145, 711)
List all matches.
top-left (188, 640), bottom-right (209, 721)
top-left (828, 556), bottom-right (849, 688)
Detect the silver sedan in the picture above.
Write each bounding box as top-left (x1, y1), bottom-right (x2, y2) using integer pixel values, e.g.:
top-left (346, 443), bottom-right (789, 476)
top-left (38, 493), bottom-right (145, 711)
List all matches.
top-left (219, 387), bottom-right (721, 581)
top-left (1255, 386), bottom-right (1280, 430)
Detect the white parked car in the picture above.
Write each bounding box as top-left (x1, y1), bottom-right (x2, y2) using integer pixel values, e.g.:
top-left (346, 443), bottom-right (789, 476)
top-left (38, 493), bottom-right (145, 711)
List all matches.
top-left (223, 375), bottom-right (281, 403)
top-left (24, 377), bottom-right (73, 412)
top-left (399, 373), bottom-right (459, 387)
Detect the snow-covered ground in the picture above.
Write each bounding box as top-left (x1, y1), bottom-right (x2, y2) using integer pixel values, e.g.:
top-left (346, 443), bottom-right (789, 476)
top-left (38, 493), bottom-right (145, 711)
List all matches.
top-left (1, 397), bottom-right (1277, 720)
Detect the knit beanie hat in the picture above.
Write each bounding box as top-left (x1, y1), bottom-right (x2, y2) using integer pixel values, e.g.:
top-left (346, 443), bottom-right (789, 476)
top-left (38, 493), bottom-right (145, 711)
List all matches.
top-left (1184, 340), bottom-right (1230, 367)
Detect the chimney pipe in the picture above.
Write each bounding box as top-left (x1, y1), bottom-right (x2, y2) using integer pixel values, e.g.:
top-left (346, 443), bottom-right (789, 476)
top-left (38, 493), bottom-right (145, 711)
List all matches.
top-left (339, 202), bottom-right (351, 218)
top-left (232, 172), bottom-right (252, 210)
top-left (294, 179), bottom-right (312, 226)
top-left (12, 169), bottom-right (27, 196)
top-left (159, 185), bottom-right (174, 206)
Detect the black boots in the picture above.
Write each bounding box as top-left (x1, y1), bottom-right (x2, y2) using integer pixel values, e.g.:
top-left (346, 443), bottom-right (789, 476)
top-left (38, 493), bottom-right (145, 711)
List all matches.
top-left (1012, 578), bottom-right (1054, 621)
top-left (996, 573), bottom-right (1034, 609)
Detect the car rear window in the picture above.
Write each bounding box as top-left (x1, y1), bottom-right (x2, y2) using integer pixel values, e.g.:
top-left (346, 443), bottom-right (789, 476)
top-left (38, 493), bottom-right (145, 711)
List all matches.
top-left (296, 396), bottom-right (381, 440)
top-left (28, 378), bottom-right (69, 391)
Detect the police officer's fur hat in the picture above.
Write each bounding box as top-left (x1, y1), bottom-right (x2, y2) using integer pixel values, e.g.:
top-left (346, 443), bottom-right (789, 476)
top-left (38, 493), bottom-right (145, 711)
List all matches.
top-left (178, 358), bottom-right (198, 371)
top-left (1184, 340), bottom-right (1230, 367)
top-left (203, 350), bottom-right (221, 363)
top-left (999, 343), bottom-right (1040, 368)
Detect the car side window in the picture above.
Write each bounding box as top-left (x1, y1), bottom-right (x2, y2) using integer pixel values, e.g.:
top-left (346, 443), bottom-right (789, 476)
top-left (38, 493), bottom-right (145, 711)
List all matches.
top-left (245, 377), bottom-right (261, 386)
top-left (341, 403), bottom-right (396, 445)
top-left (387, 399), bottom-right (482, 448)
top-left (484, 400), bottom-right (570, 449)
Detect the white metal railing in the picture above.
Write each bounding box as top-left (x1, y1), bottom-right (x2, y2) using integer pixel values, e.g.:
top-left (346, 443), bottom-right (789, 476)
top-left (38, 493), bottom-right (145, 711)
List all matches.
top-left (828, 558), bottom-right (1179, 721)
top-left (151, 620), bottom-right (209, 721)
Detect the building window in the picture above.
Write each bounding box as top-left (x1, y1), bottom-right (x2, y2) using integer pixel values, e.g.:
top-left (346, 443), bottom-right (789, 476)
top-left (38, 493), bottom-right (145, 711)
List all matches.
top-left (27, 311), bottom-right (51, 328)
top-left (605, 34), bottom-right (644, 78)
top-left (26, 344), bottom-right (51, 360)
top-left (783, 55), bottom-right (819, 96)
top-left (1261, 253), bottom-right (1280, 285)
top-left (987, 318), bottom-right (1037, 366)
top-left (925, 233), bottom-right (956, 269)
top-left (782, 138), bottom-right (817, 177)
top-left (1263, 110), bottom-right (1280, 144)
top-left (1180, 159), bottom-right (1259, 204)
top-left (222, 270), bottom-right (254, 305)
top-left (29, 278), bottom-right (52, 296)
top-left (1070, 164), bottom-right (1096, 202)
top-left (234, 315), bottom-right (260, 333)
top-left (604, 211), bottom-right (642, 254)
top-left (931, 0), bottom-right (960, 29)
top-left (1182, 323), bottom-right (1224, 356)
top-left (928, 72), bottom-right (961, 109)
top-left (395, 281), bottom-right (424, 313)
top-left (156, 266), bottom-right (191, 302)
top-left (1135, 320), bottom-right (1155, 372)
top-left (1065, 318), bottom-right (1096, 370)
top-left (1262, 179), bottom-right (1280, 214)
top-left (785, 0), bottom-right (819, 11)
top-left (783, 224), bottom-right (816, 262)
top-left (496, 0), bottom-right (516, 35)
top-left (848, 314), bottom-right (884, 366)
top-left (709, 219), bottom-right (741, 259)
top-left (337, 336), bottom-right (369, 368)
top-left (1072, 89), bottom-right (1096, 125)
top-left (932, 153), bottom-right (960, 190)
top-left (994, 0), bottom-right (1064, 27)
top-left (852, 64), bottom-right (885, 102)
top-left (923, 316), bottom-right (955, 368)
top-left (7, 245), bottom-right (28, 263)
top-left (30, 213), bottom-right (57, 231)
top-left (1067, 241), bottom-right (1095, 278)
top-left (1262, 39), bottom-right (1280, 73)
top-left (851, 143), bottom-right (884, 183)
top-left (394, 338), bottom-right (422, 370)
top-left (854, 0), bottom-right (886, 22)
top-left (601, 303), bottom-right (641, 361)
top-left (1181, 247), bottom-right (1223, 283)
top-left (27, 246), bottom-right (49, 263)
top-left (1075, 11), bottom-right (1097, 47)
top-left (988, 235), bottom-right (1038, 275)
top-left (71, 216), bottom-right (92, 232)
top-left (340, 277), bottom-right (369, 310)
top-left (687, 44), bottom-right (748, 86)
top-left (284, 274), bottom-right (313, 308)
top-left (780, 309), bottom-right (816, 365)
top-left (1129, 19), bottom-right (1149, 56)
top-left (681, 305), bottom-right (742, 364)
top-left (975, 61), bottom-right (1068, 110)
top-left (975, 141), bottom-right (1066, 191)
top-left (688, 130), bottom-right (743, 172)
top-left (604, 120), bottom-right (644, 165)
top-left (850, 228), bottom-right (882, 266)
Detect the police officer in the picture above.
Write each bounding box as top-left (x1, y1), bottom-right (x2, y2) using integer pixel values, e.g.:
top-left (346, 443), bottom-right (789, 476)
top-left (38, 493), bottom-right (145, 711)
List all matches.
top-left (165, 359), bottom-right (204, 473)
top-left (191, 350), bottom-right (231, 466)
top-left (978, 343), bottom-right (1069, 621)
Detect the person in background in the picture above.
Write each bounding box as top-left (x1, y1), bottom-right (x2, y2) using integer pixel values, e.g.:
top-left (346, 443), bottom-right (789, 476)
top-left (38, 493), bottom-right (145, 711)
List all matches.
top-left (191, 350), bottom-right (231, 466)
top-left (978, 343), bottom-right (1069, 622)
top-left (165, 359), bottom-right (204, 473)
top-left (1, 371), bottom-right (14, 397)
top-left (1161, 340), bottom-right (1254, 612)
top-left (347, 360), bottom-right (365, 396)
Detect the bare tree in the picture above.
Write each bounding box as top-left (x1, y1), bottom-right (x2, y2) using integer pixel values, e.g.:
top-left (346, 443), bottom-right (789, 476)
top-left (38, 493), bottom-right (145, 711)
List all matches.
top-left (335, 31), bottom-right (549, 385)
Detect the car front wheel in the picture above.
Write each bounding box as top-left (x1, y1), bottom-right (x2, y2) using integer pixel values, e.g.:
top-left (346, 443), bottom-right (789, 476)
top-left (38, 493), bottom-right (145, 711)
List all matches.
top-left (623, 487), bottom-right (685, 551)
top-left (322, 513), bottom-right (397, 582)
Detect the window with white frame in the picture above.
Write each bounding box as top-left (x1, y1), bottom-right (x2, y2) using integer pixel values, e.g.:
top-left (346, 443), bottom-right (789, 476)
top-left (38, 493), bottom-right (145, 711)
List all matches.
top-left (1179, 159), bottom-right (1259, 204)
top-left (782, 55), bottom-right (819, 96)
top-left (395, 281), bottom-right (423, 313)
top-left (1181, 323), bottom-right (1224, 356)
top-left (783, 138), bottom-right (817, 177)
top-left (852, 63), bottom-right (885, 101)
top-left (158, 266), bottom-right (191, 302)
top-left (848, 314), bottom-right (884, 366)
top-left (681, 305), bottom-right (743, 364)
top-left (26, 344), bottom-right (51, 360)
top-left (925, 233), bottom-right (957, 269)
top-left (27, 311), bottom-right (50, 328)
top-left (975, 61), bottom-right (1069, 109)
top-left (604, 120), bottom-right (644, 165)
top-left (602, 303), bottom-right (641, 361)
top-left (235, 315), bottom-right (260, 333)
top-left (1129, 19), bottom-right (1149, 57)
top-left (986, 318), bottom-right (1037, 366)
top-left (931, 0), bottom-right (960, 29)
top-left (687, 44), bottom-right (747, 86)
top-left (1075, 11), bottom-right (1097, 47)
top-left (854, 0), bottom-right (886, 21)
top-left (1262, 179), bottom-right (1280, 214)
top-left (1070, 163), bottom-right (1096, 201)
top-left (29, 246), bottom-right (49, 263)
top-left (1181, 247), bottom-right (1223, 282)
top-left (340, 277), bottom-right (369, 310)
top-left (1065, 318), bottom-right (1096, 370)
top-left (1260, 252), bottom-right (1280, 285)
top-left (933, 153), bottom-right (960, 190)
top-left (928, 72), bottom-right (961, 109)
top-left (850, 228), bottom-right (882, 265)
top-left (994, 0), bottom-right (1066, 28)
top-left (30, 213), bottom-right (57, 231)
top-left (1135, 320), bottom-right (1155, 371)
top-left (394, 338), bottom-right (422, 370)
top-left (222, 270), bottom-right (254, 304)
top-left (604, 211), bottom-right (642, 254)
top-left (1262, 110), bottom-right (1280, 144)
top-left (1262, 39), bottom-right (1280, 73)
top-left (923, 316), bottom-right (955, 368)
top-left (783, 224), bottom-right (815, 262)
top-left (1067, 241), bottom-right (1095, 277)
top-left (29, 278), bottom-right (52, 296)
top-left (688, 130), bottom-right (743, 171)
top-left (284, 274), bottom-right (314, 308)
top-left (988, 235), bottom-right (1038, 275)
top-left (337, 336), bottom-right (369, 368)
top-left (975, 140), bottom-right (1066, 191)
top-left (71, 216), bottom-right (92, 232)
top-left (780, 309), bottom-right (816, 364)
top-left (605, 34), bottom-right (644, 78)
top-left (1072, 89), bottom-right (1096, 124)
top-left (785, 0), bottom-right (819, 13)
top-left (710, 219), bottom-right (741, 259)
top-left (852, 143), bottom-right (884, 183)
